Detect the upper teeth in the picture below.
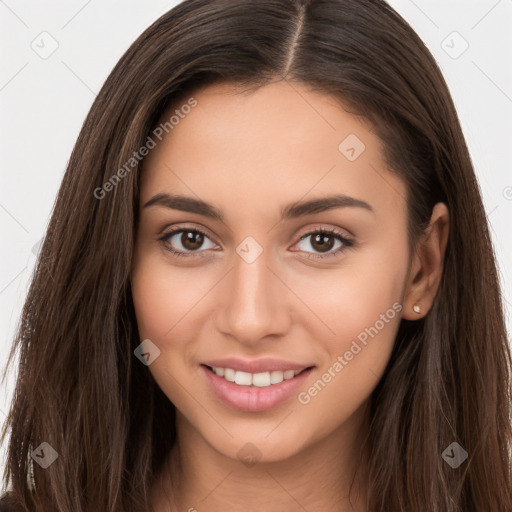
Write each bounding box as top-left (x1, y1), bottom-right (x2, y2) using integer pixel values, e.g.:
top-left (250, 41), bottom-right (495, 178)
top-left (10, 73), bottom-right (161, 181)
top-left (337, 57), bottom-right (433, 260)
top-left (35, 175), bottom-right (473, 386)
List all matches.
top-left (211, 366), bottom-right (302, 387)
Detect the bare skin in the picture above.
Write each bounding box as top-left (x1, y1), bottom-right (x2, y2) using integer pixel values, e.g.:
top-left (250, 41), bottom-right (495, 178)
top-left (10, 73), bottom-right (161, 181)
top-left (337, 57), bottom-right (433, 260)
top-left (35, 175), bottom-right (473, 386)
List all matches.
top-left (130, 80), bottom-right (449, 512)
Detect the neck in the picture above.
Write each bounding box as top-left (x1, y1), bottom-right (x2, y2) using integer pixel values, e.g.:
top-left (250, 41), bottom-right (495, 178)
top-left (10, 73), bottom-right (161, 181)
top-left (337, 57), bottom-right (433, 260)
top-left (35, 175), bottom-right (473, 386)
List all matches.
top-left (150, 404), bottom-right (370, 512)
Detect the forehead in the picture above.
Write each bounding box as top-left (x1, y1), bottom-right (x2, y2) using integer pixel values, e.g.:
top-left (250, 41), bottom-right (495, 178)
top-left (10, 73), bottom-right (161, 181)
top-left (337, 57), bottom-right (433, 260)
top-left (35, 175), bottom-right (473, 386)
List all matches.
top-left (140, 81), bottom-right (407, 223)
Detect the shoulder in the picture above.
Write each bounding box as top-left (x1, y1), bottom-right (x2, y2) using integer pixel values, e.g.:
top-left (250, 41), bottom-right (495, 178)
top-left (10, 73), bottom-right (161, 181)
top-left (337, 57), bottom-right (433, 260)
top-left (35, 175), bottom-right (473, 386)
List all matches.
top-left (0, 493), bottom-right (10, 511)
top-left (0, 491), bottom-right (21, 512)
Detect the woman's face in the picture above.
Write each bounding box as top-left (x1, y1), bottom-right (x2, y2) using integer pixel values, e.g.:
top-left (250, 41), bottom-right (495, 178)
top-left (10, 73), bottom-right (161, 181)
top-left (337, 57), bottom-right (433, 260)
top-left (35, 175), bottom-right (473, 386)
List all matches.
top-left (131, 81), bottom-right (411, 462)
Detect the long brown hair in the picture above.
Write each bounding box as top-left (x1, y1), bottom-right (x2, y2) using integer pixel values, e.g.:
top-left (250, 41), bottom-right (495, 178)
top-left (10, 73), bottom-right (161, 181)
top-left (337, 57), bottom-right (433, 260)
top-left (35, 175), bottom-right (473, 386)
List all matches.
top-left (1, 0), bottom-right (511, 510)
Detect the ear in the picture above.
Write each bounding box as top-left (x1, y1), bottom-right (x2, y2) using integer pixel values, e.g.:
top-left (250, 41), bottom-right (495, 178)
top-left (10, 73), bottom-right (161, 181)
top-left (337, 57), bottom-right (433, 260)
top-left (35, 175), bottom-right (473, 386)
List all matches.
top-left (402, 202), bottom-right (450, 320)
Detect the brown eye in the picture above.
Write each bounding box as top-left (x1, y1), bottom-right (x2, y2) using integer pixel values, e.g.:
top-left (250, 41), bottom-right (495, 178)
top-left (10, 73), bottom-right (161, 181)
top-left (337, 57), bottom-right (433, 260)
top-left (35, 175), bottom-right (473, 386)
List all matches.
top-left (159, 228), bottom-right (217, 257)
top-left (294, 228), bottom-right (354, 260)
top-left (180, 231), bottom-right (204, 250)
top-left (309, 233), bottom-right (336, 253)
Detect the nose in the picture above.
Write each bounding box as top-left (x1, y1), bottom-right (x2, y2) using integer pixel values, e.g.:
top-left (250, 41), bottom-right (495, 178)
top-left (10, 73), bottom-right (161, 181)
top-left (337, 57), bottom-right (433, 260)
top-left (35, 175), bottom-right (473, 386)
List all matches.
top-left (214, 247), bottom-right (292, 346)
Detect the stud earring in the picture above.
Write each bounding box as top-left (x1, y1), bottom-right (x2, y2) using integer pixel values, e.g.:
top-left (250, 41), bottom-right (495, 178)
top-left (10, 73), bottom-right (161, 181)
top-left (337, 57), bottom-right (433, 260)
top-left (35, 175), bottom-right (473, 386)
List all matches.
top-left (413, 304), bottom-right (421, 314)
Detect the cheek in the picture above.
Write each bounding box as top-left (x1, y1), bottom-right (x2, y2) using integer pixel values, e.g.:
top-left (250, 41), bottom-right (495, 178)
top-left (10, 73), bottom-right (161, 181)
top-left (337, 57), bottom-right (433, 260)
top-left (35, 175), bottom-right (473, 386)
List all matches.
top-left (294, 236), bottom-right (407, 408)
top-left (302, 247), bottom-right (407, 345)
top-left (130, 251), bottom-right (219, 400)
top-left (130, 255), bottom-right (201, 407)
top-left (131, 249), bottom-right (206, 341)
top-left (295, 272), bottom-right (403, 435)
top-left (311, 276), bottom-right (401, 389)
top-left (131, 263), bottom-right (173, 340)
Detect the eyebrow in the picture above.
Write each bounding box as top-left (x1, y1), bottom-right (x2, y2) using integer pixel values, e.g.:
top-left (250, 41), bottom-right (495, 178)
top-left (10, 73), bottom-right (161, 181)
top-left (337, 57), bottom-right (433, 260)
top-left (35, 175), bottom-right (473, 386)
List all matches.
top-left (143, 192), bottom-right (373, 221)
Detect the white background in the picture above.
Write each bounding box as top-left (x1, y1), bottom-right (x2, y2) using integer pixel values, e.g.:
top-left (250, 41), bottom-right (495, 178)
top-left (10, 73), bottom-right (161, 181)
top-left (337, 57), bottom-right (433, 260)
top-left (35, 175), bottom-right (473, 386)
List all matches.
top-left (1, 0), bottom-right (511, 482)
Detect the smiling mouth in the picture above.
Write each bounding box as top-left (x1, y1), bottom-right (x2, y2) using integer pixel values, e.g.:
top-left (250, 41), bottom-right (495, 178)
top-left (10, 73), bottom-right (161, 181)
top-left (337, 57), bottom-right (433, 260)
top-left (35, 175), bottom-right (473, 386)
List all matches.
top-left (202, 364), bottom-right (313, 388)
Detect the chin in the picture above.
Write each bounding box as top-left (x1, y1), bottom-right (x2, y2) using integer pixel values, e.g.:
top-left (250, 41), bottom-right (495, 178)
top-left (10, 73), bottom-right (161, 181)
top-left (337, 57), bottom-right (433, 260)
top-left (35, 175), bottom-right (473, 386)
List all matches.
top-left (203, 424), bottom-right (312, 465)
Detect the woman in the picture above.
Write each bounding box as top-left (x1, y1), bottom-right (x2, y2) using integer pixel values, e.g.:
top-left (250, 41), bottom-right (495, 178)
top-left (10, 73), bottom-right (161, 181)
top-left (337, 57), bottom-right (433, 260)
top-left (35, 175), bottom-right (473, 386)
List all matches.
top-left (1, 0), bottom-right (511, 510)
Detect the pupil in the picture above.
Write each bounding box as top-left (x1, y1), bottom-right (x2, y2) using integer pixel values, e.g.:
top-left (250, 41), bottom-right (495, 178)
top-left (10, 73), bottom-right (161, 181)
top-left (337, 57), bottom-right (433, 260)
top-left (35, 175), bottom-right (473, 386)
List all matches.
top-left (182, 231), bottom-right (203, 250)
top-left (312, 233), bottom-right (334, 252)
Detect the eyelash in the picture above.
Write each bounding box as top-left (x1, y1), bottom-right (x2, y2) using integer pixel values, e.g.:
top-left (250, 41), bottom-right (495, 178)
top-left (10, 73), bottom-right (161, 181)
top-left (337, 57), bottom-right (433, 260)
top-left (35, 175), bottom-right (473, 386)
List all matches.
top-left (158, 226), bottom-right (354, 260)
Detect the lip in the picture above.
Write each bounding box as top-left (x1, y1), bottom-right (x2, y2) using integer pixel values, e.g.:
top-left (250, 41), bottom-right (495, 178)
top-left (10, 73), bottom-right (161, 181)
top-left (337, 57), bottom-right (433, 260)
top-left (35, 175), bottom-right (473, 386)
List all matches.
top-left (202, 357), bottom-right (313, 374)
top-left (201, 364), bottom-right (314, 412)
